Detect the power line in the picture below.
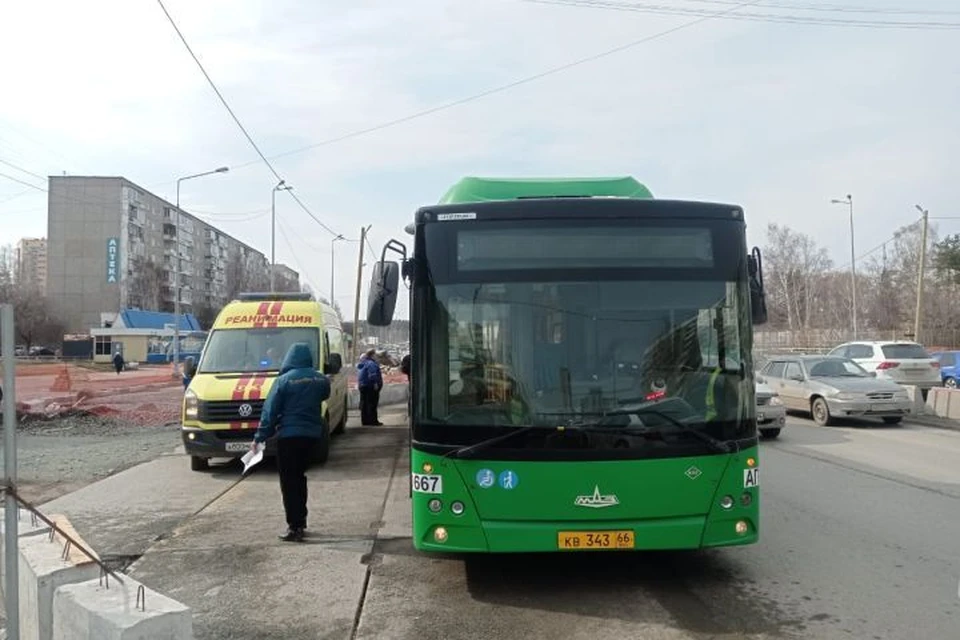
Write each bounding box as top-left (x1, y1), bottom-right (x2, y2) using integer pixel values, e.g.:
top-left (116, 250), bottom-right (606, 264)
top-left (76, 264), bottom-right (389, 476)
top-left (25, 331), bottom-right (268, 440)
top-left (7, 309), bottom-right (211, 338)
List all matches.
top-left (0, 158), bottom-right (47, 182)
top-left (0, 171), bottom-right (44, 192)
top-left (0, 189), bottom-right (36, 205)
top-left (679, 0), bottom-right (960, 17)
top-left (835, 216), bottom-right (923, 272)
top-left (154, 0), bottom-right (341, 238)
top-left (275, 216), bottom-right (324, 297)
top-left (524, 0), bottom-right (960, 29)
top-left (231, 0), bottom-right (766, 166)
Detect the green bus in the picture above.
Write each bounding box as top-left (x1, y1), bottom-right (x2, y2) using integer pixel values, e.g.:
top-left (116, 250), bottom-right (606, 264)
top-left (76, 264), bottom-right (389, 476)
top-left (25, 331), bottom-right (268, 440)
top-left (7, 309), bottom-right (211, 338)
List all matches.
top-left (367, 176), bottom-right (768, 553)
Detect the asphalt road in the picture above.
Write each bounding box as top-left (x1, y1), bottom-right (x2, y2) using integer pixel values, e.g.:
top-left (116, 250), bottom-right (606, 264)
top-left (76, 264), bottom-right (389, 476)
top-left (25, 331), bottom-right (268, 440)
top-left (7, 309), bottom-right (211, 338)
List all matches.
top-left (37, 410), bottom-right (960, 639)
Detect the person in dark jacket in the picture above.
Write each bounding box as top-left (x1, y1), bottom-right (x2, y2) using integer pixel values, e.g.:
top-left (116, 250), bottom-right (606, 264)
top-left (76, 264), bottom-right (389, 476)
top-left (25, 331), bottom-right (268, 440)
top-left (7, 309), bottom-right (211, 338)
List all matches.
top-left (356, 348), bottom-right (383, 426)
top-left (182, 356), bottom-right (196, 390)
top-left (112, 350), bottom-right (124, 375)
top-left (253, 343), bottom-right (331, 542)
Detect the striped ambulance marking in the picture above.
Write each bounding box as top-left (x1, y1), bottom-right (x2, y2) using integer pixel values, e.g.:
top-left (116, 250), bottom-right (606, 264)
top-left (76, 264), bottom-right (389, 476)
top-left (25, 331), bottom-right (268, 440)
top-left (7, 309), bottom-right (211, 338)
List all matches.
top-left (252, 302), bottom-right (271, 328)
top-left (247, 374), bottom-right (267, 401)
top-left (266, 302), bottom-right (284, 328)
top-left (229, 375), bottom-right (254, 430)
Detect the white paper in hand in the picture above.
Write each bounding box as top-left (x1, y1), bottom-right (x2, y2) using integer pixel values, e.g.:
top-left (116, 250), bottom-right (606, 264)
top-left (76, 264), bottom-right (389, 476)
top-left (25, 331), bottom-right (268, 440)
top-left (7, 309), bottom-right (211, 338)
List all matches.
top-left (241, 442), bottom-right (265, 475)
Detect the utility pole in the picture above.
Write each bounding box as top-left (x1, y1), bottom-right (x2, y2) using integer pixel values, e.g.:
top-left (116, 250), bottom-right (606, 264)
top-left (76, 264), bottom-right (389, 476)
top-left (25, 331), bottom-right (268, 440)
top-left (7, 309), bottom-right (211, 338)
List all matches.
top-left (914, 205), bottom-right (929, 342)
top-left (352, 225), bottom-right (371, 363)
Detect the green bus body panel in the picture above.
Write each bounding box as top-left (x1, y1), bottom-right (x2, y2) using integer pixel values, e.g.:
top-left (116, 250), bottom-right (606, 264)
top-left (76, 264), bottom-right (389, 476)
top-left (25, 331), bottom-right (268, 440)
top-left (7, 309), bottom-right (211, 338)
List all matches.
top-left (438, 176), bottom-right (655, 204)
top-left (410, 447), bottom-right (759, 553)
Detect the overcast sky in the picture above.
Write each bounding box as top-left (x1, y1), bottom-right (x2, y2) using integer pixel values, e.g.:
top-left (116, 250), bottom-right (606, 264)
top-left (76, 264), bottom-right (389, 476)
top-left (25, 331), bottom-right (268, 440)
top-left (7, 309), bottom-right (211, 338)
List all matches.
top-left (1, 0), bottom-right (958, 319)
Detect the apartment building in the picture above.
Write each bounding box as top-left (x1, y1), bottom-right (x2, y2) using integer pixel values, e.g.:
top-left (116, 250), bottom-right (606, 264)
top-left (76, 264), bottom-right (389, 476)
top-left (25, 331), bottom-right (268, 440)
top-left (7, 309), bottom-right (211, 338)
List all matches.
top-left (47, 176), bottom-right (298, 332)
top-left (15, 237), bottom-right (48, 293)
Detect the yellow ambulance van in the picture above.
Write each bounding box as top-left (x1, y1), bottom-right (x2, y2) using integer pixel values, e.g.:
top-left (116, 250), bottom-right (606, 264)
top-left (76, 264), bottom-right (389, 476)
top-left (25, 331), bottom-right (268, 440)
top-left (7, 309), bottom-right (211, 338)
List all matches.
top-left (181, 292), bottom-right (348, 471)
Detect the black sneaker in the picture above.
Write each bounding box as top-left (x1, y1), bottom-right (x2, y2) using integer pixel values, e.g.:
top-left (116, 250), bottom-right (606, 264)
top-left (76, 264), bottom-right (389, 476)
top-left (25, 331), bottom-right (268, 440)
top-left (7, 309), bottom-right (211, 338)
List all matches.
top-left (278, 527), bottom-right (305, 542)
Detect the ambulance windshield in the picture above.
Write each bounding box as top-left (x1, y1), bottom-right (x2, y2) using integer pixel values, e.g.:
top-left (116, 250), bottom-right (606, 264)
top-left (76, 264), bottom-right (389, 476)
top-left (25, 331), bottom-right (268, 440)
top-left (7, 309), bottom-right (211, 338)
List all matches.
top-left (198, 327), bottom-right (321, 373)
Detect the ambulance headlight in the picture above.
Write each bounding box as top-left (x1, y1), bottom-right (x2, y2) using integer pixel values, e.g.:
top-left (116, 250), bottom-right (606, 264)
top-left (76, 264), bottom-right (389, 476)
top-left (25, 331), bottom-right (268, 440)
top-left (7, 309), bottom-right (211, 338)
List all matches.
top-left (184, 389), bottom-right (199, 420)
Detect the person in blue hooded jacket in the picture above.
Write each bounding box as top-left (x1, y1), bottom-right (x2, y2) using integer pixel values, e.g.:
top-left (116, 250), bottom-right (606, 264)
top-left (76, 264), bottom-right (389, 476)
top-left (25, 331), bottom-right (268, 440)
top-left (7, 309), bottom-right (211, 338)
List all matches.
top-left (253, 342), bottom-right (331, 542)
top-left (356, 348), bottom-right (383, 426)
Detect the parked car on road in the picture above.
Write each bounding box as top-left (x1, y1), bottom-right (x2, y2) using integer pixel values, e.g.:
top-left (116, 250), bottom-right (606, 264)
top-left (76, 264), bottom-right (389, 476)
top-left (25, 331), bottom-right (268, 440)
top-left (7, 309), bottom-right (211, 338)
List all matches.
top-left (759, 355), bottom-right (912, 426)
top-left (756, 381), bottom-right (786, 439)
top-left (929, 350), bottom-right (960, 388)
top-left (827, 341), bottom-right (941, 395)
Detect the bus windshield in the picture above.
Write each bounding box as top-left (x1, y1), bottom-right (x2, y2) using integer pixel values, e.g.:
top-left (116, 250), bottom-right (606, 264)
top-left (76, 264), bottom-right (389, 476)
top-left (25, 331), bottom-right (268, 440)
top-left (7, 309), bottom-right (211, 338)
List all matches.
top-left (198, 327), bottom-right (320, 374)
top-left (419, 278), bottom-right (754, 445)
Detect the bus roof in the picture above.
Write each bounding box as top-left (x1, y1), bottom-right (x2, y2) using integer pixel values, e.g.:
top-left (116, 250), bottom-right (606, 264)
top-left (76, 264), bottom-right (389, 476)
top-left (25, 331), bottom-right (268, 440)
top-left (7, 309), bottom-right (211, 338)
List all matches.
top-left (438, 177), bottom-right (654, 204)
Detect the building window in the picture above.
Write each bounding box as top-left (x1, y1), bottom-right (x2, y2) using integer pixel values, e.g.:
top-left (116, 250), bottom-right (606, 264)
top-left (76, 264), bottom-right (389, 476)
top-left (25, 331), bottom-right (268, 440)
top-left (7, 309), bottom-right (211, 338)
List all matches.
top-left (95, 336), bottom-right (113, 356)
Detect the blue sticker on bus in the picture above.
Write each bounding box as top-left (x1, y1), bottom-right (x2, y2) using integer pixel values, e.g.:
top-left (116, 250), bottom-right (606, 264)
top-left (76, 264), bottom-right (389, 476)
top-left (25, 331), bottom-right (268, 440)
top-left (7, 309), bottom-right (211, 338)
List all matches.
top-left (499, 470), bottom-right (519, 490)
top-left (476, 469), bottom-right (496, 488)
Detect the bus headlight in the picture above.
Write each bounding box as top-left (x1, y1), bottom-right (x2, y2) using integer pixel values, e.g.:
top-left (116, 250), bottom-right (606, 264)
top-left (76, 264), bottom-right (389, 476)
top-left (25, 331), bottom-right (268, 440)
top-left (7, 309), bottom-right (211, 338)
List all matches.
top-left (719, 495), bottom-right (734, 510)
top-left (741, 492), bottom-right (753, 507)
top-left (735, 520), bottom-right (749, 535)
top-left (184, 389), bottom-right (199, 420)
top-left (428, 499), bottom-right (443, 513)
top-left (451, 501), bottom-right (465, 516)
top-left (433, 527), bottom-right (449, 543)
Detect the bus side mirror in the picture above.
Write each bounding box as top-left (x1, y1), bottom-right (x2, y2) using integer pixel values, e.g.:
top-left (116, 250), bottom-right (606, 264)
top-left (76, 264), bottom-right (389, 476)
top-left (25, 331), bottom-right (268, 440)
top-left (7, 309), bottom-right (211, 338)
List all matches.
top-left (324, 353), bottom-right (343, 375)
top-left (367, 261), bottom-right (400, 327)
top-left (748, 247), bottom-right (768, 326)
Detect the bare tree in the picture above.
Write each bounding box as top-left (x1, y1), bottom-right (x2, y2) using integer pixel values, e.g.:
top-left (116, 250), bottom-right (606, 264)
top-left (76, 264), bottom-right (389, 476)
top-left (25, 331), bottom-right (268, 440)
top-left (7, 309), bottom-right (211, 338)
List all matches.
top-left (127, 256), bottom-right (166, 311)
top-left (762, 224), bottom-right (833, 333)
top-left (226, 252), bottom-right (270, 299)
top-left (13, 289), bottom-right (64, 350)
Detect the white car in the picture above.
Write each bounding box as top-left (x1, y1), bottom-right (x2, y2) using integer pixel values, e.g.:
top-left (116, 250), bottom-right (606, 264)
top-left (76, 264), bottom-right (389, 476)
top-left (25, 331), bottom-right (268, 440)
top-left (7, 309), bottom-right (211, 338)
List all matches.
top-left (756, 381), bottom-right (786, 439)
top-left (827, 340), bottom-right (941, 394)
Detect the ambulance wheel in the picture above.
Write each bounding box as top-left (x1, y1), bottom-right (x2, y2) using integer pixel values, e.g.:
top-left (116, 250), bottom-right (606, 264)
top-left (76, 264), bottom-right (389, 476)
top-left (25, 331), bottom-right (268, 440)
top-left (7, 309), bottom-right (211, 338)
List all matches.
top-left (332, 398), bottom-right (348, 435)
top-left (313, 421), bottom-right (331, 465)
top-left (190, 456), bottom-right (210, 472)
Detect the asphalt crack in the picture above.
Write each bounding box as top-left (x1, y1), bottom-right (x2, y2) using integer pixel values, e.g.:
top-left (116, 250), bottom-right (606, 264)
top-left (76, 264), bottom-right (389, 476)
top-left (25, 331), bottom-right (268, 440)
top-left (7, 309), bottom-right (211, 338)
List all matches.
top-left (351, 438), bottom-right (404, 640)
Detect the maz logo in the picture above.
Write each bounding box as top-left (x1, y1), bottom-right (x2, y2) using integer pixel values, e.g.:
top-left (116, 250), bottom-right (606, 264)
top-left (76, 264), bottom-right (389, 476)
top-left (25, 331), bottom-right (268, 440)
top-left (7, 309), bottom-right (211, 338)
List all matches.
top-left (574, 486), bottom-right (620, 509)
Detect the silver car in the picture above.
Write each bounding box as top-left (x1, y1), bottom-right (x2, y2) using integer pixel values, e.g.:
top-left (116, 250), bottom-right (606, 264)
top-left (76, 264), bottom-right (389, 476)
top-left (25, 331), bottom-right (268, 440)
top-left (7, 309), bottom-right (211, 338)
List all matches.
top-left (756, 382), bottom-right (786, 439)
top-left (758, 355), bottom-right (912, 426)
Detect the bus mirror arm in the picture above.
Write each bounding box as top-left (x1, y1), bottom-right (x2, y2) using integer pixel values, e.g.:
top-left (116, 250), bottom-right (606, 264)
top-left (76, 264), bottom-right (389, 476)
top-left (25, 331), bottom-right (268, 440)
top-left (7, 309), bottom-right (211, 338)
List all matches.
top-left (748, 247), bottom-right (768, 326)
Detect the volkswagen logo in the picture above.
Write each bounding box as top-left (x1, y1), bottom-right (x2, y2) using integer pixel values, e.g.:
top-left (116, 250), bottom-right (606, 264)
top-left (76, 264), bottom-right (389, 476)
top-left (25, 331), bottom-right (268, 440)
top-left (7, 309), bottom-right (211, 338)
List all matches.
top-left (237, 403), bottom-right (253, 418)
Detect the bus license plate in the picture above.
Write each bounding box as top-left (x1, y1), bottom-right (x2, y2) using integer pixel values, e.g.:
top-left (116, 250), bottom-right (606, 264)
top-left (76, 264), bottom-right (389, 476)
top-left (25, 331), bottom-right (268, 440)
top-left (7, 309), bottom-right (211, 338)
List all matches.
top-left (558, 530), bottom-right (634, 550)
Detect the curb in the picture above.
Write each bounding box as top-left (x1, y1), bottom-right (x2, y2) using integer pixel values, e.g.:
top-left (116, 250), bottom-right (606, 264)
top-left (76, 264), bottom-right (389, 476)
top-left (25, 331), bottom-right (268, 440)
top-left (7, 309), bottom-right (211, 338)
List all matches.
top-left (906, 414), bottom-right (960, 432)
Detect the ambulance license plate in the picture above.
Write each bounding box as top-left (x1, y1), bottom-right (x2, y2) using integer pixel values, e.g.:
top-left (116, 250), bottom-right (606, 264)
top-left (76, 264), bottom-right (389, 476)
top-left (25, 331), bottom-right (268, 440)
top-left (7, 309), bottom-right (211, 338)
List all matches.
top-left (225, 442), bottom-right (250, 452)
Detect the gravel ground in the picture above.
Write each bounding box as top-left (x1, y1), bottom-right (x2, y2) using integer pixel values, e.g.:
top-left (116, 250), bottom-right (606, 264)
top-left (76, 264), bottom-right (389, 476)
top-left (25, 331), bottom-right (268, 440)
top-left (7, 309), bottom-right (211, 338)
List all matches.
top-left (1, 413), bottom-right (181, 506)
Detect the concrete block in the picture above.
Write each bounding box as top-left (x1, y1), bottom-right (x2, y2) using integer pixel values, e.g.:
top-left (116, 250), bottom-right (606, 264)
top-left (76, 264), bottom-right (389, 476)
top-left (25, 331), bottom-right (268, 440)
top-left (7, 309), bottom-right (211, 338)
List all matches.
top-left (18, 520), bottom-right (101, 640)
top-left (901, 385), bottom-right (926, 415)
top-left (348, 383), bottom-right (408, 410)
top-left (1, 513), bottom-right (67, 604)
top-left (927, 387), bottom-right (949, 417)
top-left (53, 577), bottom-right (193, 640)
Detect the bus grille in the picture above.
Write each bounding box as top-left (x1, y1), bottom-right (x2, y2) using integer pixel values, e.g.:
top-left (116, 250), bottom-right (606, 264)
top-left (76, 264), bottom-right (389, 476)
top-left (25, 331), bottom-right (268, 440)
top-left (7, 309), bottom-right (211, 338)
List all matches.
top-left (198, 400), bottom-right (265, 423)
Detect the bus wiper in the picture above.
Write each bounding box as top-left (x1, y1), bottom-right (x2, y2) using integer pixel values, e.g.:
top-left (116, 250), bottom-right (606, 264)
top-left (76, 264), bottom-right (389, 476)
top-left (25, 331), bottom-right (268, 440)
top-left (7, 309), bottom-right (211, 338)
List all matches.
top-left (444, 425), bottom-right (565, 460)
top-left (603, 406), bottom-right (731, 453)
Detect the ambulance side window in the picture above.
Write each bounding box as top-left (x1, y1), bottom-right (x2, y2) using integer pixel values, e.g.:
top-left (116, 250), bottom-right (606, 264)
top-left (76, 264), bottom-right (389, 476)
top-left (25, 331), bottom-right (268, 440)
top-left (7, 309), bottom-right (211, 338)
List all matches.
top-left (323, 332), bottom-right (332, 369)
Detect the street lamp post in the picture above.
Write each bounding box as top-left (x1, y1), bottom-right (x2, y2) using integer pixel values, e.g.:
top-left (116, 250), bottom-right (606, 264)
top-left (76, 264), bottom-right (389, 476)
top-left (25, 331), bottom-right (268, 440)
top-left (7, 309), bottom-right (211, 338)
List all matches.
top-left (831, 194), bottom-right (857, 339)
top-left (331, 234), bottom-right (345, 305)
top-left (271, 181), bottom-right (293, 292)
top-left (914, 204), bottom-right (930, 342)
top-left (174, 166), bottom-right (229, 371)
